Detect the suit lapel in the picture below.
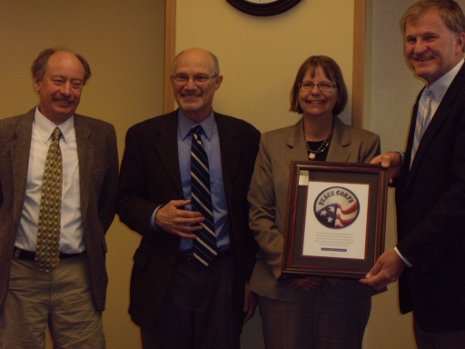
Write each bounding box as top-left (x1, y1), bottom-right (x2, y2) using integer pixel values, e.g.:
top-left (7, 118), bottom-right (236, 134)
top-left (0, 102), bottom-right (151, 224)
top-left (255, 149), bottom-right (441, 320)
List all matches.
top-left (75, 115), bottom-right (93, 219)
top-left (11, 111), bottom-right (34, 221)
top-left (327, 117), bottom-right (351, 162)
top-left (405, 64), bottom-right (465, 189)
top-left (285, 119), bottom-right (309, 163)
top-left (216, 114), bottom-right (241, 198)
top-left (153, 112), bottom-right (183, 193)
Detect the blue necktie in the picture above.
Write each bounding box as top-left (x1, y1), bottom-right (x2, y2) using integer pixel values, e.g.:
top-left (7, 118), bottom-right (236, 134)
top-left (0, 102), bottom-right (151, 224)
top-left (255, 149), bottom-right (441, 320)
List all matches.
top-left (410, 89), bottom-right (432, 167)
top-left (190, 125), bottom-right (218, 266)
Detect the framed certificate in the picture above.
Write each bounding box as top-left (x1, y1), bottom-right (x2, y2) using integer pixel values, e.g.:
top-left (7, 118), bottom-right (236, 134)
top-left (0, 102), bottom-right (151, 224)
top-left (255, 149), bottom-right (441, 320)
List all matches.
top-left (282, 161), bottom-right (388, 279)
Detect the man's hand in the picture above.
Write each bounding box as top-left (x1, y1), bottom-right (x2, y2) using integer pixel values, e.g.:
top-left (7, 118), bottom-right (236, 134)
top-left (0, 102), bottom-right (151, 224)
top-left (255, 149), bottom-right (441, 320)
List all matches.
top-left (155, 199), bottom-right (203, 238)
top-left (243, 285), bottom-right (257, 323)
top-left (370, 151), bottom-right (403, 184)
top-left (360, 249), bottom-right (406, 290)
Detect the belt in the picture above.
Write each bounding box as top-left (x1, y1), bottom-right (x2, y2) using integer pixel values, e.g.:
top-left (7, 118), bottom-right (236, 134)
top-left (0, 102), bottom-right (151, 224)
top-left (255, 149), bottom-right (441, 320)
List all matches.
top-left (178, 249), bottom-right (231, 266)
top-left (13, 248), bottom-right (86, 261)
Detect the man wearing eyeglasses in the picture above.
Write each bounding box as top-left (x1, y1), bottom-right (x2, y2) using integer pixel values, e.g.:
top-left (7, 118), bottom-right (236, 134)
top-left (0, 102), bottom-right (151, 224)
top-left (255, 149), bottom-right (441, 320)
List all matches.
top-left (117, 47), bottom-right (260, 349)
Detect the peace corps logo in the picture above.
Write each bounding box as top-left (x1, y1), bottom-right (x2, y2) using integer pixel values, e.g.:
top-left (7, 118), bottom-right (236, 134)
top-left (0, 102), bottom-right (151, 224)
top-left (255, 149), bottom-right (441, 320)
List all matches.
top-left (313, 186), bottom-right (360, 229)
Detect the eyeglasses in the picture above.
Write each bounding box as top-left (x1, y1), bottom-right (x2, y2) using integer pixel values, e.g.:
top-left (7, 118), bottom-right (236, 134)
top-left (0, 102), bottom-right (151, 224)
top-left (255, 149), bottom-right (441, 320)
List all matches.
top-left (51, 77), bottom-right (84, 89)
top-left (300, 81), bottom-right (337, 92)
top-left (171, 74), bottom-right (218, 85)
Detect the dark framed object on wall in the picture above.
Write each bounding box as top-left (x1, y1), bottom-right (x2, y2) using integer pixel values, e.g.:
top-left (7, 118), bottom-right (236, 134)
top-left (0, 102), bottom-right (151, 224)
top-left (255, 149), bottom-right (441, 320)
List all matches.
top-left (226, 0), bottom-right (301, 16)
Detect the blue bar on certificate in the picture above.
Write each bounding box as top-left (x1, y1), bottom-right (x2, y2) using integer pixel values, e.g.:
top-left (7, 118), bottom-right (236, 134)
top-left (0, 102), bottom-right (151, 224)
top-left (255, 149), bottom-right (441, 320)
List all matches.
top-left (321, 248), bottom-right (347, 252)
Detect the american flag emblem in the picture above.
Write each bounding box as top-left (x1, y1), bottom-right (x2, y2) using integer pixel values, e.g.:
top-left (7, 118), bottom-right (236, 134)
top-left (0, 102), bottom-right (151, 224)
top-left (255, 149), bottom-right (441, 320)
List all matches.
top-left (313, 186), bottom-right (360, 229)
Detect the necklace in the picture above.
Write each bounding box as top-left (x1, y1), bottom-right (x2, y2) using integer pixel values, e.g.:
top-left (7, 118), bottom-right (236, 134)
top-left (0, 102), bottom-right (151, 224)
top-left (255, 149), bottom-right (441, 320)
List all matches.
top-left (305, 138), bottom-right (331, 160)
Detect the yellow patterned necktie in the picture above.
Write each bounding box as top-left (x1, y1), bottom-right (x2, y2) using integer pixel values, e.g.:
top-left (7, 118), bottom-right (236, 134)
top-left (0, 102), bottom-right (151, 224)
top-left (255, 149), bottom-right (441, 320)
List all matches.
top-left (35, 127), bottom-right (63, 273)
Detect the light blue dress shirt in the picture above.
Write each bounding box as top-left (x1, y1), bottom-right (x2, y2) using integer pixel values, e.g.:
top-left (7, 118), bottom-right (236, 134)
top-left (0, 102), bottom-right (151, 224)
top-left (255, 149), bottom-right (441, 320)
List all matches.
top-left (177, 110), bottom-right (230, 252)
top-left (152, 110), bottom-right (231, 252)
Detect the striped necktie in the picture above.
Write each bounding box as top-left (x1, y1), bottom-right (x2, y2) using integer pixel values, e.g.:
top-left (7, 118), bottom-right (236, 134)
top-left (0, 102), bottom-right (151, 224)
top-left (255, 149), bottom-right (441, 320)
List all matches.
top-left (190, 125), bottom-right (218, 266)
top-left (410, 88), bottom-right (432, 167)
top-left (35, 127), bottom-right (63, 273)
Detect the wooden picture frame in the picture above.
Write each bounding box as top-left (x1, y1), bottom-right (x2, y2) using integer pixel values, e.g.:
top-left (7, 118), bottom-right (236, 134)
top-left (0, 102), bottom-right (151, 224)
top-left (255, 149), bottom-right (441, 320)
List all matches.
top-left (282, 161), bottom-right (388, 279)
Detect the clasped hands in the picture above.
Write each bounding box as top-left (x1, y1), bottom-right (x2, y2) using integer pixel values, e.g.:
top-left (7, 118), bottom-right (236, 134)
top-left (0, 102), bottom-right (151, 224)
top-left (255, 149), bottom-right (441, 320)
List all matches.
top-left (290, 275), bottom-right (322, 292)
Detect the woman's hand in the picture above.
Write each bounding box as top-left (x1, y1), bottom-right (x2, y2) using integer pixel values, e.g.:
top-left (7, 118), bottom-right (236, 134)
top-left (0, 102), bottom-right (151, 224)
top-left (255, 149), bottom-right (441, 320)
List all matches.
top-left (289, 275), bottom-right (322, 292)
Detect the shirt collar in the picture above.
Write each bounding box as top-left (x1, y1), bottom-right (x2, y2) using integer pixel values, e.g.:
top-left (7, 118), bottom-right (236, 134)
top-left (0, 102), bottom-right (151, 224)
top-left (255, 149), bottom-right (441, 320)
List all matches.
top-left (177, 109), bottom-right (215, 141)
top-left (34, 107), bottom-right (75, 144)
top-left (427, 58), bottom-right (464, 102)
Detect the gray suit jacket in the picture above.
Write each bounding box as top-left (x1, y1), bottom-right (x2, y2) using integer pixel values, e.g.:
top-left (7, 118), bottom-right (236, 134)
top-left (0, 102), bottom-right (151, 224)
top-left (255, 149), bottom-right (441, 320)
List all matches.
top-left (0, 108), bottom-right (119, 311)
top-left (248, 117), bottom-right (381, 301)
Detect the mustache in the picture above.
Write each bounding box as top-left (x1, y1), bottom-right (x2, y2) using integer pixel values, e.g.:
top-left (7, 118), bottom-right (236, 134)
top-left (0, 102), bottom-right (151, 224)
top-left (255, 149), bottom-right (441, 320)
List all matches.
top-left (55, 95), bottom-right (74, 102)
top-left (181, 91), bottom-right (201, 97)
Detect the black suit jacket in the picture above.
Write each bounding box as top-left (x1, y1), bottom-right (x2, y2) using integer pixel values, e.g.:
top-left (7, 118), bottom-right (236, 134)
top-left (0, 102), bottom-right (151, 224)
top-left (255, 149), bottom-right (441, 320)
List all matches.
top-left (396, 64), bottom-right (465, 332)
top-left (117, 110), bottom-right (260, 330)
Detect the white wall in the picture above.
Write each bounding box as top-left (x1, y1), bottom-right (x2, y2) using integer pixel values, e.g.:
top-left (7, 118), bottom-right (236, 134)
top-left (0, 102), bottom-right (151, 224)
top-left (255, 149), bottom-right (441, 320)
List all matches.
top-left (176, 0), bottom-right (355, 131)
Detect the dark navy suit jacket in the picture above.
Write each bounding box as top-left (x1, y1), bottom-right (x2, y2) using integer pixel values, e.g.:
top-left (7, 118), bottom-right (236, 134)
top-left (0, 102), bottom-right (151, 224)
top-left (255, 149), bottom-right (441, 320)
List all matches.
top-left (396, 64), bottom-right (465, 332)
top-left (117, 110), bottom-right (260, 330)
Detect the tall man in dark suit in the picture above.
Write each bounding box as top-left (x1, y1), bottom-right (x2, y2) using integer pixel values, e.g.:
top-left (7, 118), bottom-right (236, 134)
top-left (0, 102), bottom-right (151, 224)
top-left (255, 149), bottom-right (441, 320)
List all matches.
top-left (117, 47), bottom-right (260, 349)
top-left (361, 1), bottom-right (465, 348)
top-left (0, 48), bottom-right (118, 348)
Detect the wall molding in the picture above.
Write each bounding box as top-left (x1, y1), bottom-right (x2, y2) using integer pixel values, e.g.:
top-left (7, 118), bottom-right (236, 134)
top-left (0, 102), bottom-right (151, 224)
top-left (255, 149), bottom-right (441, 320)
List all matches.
top-left (164, 0), bottom-right (176, 113)
top-left (352, 0), bottom-right (365, 128)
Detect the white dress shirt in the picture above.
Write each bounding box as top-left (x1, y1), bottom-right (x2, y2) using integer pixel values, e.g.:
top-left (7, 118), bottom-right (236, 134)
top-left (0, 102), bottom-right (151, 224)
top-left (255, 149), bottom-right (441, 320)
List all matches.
top-left (15, 108), bottom-right (85, 253)
top-left (425, 58), bottom-right (464, 127)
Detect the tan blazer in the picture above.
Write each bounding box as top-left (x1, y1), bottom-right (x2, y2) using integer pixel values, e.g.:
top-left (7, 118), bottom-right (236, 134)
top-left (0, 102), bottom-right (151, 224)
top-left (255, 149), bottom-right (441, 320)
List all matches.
top-left (0, 108), bottom-right (119, 311)
top-left (248, 117), bottom-right (381, 301)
